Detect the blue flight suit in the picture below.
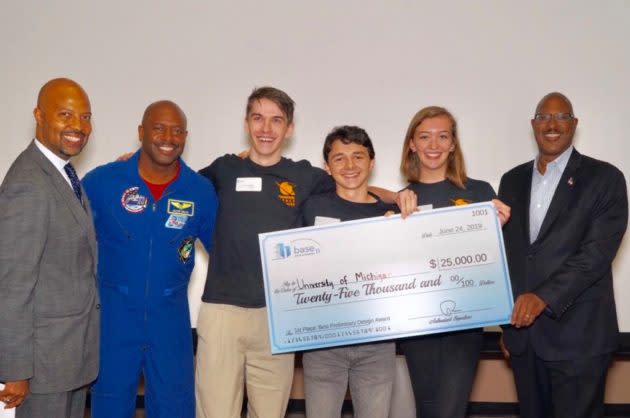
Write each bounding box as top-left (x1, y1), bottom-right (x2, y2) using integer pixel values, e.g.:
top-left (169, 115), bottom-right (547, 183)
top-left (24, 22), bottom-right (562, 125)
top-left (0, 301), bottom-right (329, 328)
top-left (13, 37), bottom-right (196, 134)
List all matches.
top-left (83, 151), bottom-right (218, 418)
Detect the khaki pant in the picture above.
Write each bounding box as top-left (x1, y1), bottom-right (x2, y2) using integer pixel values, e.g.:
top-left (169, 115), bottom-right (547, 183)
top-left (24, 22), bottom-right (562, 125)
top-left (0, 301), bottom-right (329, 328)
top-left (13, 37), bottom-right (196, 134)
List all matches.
top-left (195, 303), bottom-right (294, 418)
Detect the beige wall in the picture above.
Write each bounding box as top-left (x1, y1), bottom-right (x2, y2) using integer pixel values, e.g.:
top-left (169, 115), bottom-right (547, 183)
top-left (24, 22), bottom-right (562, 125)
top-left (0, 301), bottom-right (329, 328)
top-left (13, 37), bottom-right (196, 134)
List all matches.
top-left (3, 2), bottom-right (630, 333)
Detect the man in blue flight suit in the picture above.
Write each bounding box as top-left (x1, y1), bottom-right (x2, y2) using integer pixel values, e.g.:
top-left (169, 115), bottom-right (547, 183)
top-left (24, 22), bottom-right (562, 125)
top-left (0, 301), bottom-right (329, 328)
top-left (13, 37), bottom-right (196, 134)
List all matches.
top-left (83, 100), bottom-right (218, 418)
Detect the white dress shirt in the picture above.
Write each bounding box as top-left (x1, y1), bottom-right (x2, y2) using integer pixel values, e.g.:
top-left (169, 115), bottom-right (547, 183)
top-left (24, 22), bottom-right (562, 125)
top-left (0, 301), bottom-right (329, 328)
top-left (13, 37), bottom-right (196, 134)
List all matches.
top-left (34, 138), bottom-right (73, 187)
top-left (529, 145), bottom-right (574, 243)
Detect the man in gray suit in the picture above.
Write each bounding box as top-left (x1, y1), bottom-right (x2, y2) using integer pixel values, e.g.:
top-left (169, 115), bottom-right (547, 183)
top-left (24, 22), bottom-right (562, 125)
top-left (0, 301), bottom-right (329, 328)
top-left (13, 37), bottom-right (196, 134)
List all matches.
top-left (0, 78), bottom-right (99, 418)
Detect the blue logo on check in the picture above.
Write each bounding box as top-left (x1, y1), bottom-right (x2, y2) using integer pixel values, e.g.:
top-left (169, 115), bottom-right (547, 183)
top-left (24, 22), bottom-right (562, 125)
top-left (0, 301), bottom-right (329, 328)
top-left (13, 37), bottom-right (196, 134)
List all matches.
top-left (275, 243), bottom-right (292, 259)
top-left (273, 239), bottom-right (321, 260)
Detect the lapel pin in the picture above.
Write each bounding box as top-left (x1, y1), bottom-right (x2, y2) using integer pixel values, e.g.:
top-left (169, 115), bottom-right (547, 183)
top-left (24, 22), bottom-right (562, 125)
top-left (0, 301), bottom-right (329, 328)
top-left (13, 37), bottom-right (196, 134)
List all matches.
top-left (567, 177), bottom-right (574, 186)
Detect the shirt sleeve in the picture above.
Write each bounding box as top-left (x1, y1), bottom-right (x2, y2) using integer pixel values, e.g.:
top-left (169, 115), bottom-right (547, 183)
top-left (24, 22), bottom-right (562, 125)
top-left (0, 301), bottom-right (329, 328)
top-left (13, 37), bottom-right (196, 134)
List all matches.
top-left (198, 157), bottom-right (222, 189)
top-left (480, 181), bottom-right (497, 200)
top-left (310, 166), bottom-right (335, 195)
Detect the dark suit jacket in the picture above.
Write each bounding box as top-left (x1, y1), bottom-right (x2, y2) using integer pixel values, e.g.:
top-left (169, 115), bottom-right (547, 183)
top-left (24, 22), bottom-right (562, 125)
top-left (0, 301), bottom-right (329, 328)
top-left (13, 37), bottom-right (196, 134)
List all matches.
top-left (498, 149), bottom-right (628, 361)
top-left (0, 142), bottom-right (99, 393)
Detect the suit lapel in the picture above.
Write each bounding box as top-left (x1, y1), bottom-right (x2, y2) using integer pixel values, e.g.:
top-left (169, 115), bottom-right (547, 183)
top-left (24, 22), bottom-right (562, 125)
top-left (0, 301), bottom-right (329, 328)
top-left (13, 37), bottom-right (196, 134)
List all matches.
top-left (511, 162), bottom-right (534, 246)
top-left (82, 192), bottom-right (98, 260)
top-left (26, 143), bottom-right (97, 258)
top-left (534, 149), bottom-right (582, 244)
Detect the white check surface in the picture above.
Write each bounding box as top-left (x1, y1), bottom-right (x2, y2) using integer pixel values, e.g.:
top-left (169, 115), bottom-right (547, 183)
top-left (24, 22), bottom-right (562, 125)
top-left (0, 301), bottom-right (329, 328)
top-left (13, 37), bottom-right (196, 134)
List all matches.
top-left (259, 202), bottom-right (513, 354)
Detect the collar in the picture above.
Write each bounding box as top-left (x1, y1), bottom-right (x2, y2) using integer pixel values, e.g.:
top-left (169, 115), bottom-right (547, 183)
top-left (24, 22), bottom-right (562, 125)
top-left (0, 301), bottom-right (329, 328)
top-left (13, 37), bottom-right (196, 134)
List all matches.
top-left (34, 138), bottom-right (70, 173)
top-left (534, 145), bottom-right (574, 175)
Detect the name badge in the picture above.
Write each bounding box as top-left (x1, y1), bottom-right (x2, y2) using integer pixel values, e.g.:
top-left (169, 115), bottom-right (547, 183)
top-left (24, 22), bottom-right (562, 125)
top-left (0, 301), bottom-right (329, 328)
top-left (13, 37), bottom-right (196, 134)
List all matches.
top-left (314, 216), bottom-right (340, 225)
top-left (236, 177), bottom-right (262, 192)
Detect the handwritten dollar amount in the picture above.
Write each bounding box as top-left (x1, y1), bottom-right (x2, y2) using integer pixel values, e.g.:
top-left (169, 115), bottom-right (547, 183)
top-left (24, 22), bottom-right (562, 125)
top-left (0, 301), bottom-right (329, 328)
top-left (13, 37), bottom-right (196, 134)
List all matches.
top-left (429, 253), bottom-right (488, 269)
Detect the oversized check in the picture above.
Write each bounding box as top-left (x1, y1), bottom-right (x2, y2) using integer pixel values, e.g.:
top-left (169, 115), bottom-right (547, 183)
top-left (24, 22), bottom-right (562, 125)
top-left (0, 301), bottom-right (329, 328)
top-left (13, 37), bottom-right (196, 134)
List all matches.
top-left (259, 202), bottom-right (513, 354)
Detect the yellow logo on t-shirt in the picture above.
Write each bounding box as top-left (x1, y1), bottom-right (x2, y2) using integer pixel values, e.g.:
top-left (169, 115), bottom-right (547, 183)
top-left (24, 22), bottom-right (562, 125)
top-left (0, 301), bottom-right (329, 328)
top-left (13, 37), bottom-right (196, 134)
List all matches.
top-left (276, 181), bottom-right (296, 207)
top-left (451, 198), bottom-right (472, 206)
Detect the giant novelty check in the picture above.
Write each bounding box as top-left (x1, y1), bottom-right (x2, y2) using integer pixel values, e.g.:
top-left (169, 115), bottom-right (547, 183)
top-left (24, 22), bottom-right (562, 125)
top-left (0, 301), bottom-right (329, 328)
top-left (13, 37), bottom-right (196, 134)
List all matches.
top-left (259, 202), bottom-right (513, 354)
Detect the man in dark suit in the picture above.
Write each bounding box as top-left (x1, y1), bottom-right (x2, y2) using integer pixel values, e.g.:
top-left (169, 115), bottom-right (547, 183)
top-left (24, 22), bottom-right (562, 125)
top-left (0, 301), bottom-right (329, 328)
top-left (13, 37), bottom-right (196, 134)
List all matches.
top-left (498, 92), bottom-right (628, 418)
top-left (0, 78), bottom-right (99, 418)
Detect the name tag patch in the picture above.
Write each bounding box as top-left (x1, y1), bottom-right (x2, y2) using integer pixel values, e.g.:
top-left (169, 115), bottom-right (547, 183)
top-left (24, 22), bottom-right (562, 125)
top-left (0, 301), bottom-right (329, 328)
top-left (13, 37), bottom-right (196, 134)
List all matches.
top-left (168, 199), bottom-right (195, 216)
top-left (165, 214), bottom-right (188, 229)
top-left (236, 177), bottom-right (262, 192)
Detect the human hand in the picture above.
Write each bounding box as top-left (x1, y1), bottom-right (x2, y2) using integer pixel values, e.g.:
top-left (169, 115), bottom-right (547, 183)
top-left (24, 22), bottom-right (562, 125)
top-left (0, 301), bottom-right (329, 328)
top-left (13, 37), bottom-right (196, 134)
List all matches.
top-left (396, 189), bottom-right (418, 219)
top-left (116, 152), bottom-right (134, 161)
top-left (0, 379), bottom-right (29, 409)
top-left (511, 292), bottom-right (546, 328)
top-left (491, 199), bottom-right (511, 226)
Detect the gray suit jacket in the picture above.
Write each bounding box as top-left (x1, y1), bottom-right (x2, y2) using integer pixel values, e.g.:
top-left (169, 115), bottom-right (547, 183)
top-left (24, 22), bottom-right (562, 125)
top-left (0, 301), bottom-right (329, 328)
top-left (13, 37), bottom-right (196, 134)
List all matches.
top-left (0, 141), bottom-right (99, 394)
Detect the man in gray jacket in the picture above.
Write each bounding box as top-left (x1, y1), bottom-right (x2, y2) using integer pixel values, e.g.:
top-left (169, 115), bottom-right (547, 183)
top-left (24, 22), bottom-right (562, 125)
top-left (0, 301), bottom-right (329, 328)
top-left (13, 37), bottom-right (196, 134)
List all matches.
top-left (0, 78), bottom-right (99, 418)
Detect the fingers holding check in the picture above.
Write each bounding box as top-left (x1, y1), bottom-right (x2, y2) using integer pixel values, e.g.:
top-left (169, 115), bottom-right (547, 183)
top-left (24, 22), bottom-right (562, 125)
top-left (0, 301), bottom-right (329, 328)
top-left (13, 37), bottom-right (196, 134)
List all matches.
top-left (396, 189), bottom-right (418, 219)
top-left (491, 199), bottom-right (511, 226)
top-left (0, 379), bottom-right (29, 409)
top-left (511, 292), bottom-right (546, 328)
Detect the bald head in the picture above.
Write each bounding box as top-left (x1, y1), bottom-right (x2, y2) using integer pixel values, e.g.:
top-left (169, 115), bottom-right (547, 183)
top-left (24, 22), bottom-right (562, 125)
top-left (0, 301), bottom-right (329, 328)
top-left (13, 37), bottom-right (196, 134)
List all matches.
top-left (34, 78), bottom-right (92, 160)
top-left (37, 78), bottom-right (89, 109)
top-left (137, 100), bottom-right (188, 182)
top-left (535, 92), bottom-right (574, 116)
top-left (141, 100), bottom-right (187, 128)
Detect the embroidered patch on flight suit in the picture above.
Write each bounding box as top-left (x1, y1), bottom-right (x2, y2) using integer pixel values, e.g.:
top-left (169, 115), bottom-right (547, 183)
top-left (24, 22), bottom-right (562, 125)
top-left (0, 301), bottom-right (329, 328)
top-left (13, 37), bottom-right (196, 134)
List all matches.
top-left (121, 187), bottom-right (148, 213)
top-left (276, 181), bottom-right (296, 207)
top-left (165, 214), bottom-right (188, 229)
top-left (177, 237), bottom-right (195, 263)
top-left (168, 199), bottom-right (195, 216)
top-left (451, 198), bottom-right (472, 206)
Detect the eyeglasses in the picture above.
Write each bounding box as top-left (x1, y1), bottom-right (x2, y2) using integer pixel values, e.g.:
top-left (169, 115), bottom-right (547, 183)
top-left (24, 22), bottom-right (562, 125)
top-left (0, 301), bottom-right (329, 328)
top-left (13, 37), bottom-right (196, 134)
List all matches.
top-left (533, 113), bottom-right (574, 123)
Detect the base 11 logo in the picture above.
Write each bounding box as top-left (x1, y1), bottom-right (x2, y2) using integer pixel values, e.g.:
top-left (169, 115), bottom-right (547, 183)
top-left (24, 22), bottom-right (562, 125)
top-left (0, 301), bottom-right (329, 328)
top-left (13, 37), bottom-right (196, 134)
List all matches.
top-left (275, 243), bottom-right (292, 259)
